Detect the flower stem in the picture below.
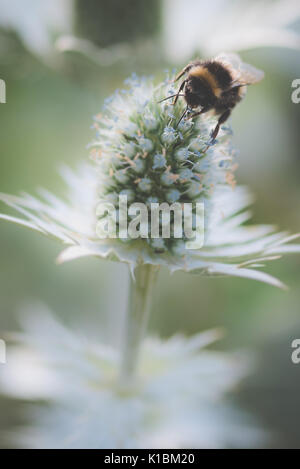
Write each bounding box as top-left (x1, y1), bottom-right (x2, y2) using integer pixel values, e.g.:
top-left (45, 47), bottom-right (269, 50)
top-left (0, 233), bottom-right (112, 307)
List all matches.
top-left (119, 263), bottom-right (159, 384)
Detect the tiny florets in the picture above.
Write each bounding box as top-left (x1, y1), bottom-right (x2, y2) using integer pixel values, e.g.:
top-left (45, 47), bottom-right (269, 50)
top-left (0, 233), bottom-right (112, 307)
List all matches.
top-left (90, 74), bottom-right (236, 255)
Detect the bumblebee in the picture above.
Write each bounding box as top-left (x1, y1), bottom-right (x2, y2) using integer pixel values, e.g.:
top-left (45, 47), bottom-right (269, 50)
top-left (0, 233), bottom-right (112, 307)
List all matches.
top-left (160, 53), bottom-right (264, 141)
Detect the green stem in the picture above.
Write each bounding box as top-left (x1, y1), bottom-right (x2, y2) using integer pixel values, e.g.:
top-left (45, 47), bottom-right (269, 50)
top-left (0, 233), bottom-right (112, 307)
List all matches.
top-left (119, 263), bottom-right (159, 384)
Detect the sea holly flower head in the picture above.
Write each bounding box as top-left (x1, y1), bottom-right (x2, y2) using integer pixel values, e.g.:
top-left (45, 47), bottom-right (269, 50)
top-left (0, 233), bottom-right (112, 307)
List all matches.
top-left (90, 73), bottom-right (236, 256)
top-left (0, 73), bottom-right (299, 286)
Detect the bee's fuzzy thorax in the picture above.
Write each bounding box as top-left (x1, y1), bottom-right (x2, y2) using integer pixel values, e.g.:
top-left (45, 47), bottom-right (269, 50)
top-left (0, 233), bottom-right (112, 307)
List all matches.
top-left (189, 66), bottom-right (222, 98)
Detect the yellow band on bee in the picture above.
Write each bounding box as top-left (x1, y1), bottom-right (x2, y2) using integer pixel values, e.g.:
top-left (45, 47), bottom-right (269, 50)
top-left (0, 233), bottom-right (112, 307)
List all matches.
top-left (189, 66), bottom-right (222, 98)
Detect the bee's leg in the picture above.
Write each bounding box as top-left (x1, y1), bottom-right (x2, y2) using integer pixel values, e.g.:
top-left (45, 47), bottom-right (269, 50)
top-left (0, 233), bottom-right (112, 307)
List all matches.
top-left (173, 80), bottom-right (186, 105)
top-left (158, 93), bottom-right (184, 104)
top-left (173, 64), bottom-right (193, 83)
top-left (187, 111), bottom-right (202, 119)
top-left (210, 109), bottom-right (231, 140)
top-left (177, 106), bottom-right (189, 127)
top-left (200, 109), bottom-right (232, 153)
top-left (186, 108), bottom-right (207, 120)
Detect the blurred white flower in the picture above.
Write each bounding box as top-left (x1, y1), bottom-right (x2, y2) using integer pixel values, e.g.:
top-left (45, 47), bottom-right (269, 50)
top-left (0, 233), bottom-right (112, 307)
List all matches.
top-left (0, 308), bottom-right (264, 449)
top-left (163, 0), bottom-right (300, 63)
top-left (55, 35), bottom-right (133, 67)
top-left (0, 0), bottom-right (72, 58)
top-left (1, 0), bottom-right (300, 66)
top-left (0, 0), bottom-right (145, 67)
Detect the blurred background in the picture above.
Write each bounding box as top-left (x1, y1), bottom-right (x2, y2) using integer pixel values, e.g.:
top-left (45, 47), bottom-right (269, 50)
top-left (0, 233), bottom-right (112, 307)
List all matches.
top-left (0, 0), bottom-right (300, 448)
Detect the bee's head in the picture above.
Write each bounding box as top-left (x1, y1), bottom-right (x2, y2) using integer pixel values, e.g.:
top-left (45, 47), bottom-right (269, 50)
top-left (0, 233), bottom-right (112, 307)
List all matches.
top-left (186, 76), bottom-right (215, 108)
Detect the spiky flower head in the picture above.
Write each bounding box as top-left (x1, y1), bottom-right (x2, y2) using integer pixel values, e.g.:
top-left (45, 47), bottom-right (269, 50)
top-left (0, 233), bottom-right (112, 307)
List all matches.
top-left (0, 73), bottom-right (299, 285)
top-left (90, 73), bottom-right (236, 255)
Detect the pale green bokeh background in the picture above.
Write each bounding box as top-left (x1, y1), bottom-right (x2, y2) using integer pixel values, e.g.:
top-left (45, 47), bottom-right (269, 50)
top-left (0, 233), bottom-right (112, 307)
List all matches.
top-left (0, 0), bottom-right (300, 448)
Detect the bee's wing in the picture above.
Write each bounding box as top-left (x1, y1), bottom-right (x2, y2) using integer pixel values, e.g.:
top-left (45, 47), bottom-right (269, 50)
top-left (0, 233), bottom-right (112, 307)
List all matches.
top-left (215, 52), bottom-right (242, 71)
top-left (238, 61), bottom-right (265, 84)
top-left (215, 52), bottom-right (264, 85)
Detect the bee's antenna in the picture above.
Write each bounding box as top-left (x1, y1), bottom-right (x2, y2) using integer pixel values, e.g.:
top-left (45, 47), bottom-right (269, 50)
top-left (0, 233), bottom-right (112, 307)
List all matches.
top-left (158, 94), bottom-right (184, 104)
top-left (177, 106), bottom-right (188, 127)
